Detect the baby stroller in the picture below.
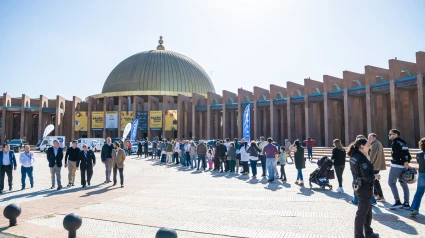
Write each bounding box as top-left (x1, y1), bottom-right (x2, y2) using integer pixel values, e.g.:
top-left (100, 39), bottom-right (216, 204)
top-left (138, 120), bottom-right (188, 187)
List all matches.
top-left (309, 156), bottom-right (333, 190)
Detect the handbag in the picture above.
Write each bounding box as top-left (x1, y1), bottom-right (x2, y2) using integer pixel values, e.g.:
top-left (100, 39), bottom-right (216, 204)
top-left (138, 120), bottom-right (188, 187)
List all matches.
top-left (327, 169), bottom-right (335, 180)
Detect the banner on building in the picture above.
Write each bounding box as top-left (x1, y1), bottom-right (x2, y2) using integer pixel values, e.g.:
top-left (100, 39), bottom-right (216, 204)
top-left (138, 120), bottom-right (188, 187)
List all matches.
top-left (74, 111), bottom-right (88, 131)
top-left (164, 110), bottom-right (178, 131)
top-left (136, 111), bottom-right (148, 131)
top-left (149, 111), bottom-right (162, 131)
top-left (91, 112), bottom-right (104, 130)
top-left (120, 111), bottom-right (133, 131)
top-left (105, 111), bottom-right (118, 129)
top-left (242, 104), bottom-right (250, 143)
top-left (130, 119), bottom-right (139, 141)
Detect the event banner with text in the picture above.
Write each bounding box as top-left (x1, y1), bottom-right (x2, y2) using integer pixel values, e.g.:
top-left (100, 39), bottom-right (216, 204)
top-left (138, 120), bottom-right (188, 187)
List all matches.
top-left (120, 111), bottom-right (133, 131)
top-left (91, 112), bottom-right (104, 130)
top-left (149, 111), bottom-right (162, 131)
top-left (164, 110), bottom-right (178, 131)
top-left (74, 111), bottom-right (88, 131)
top-left (105, 111), bottom-right (118, 129)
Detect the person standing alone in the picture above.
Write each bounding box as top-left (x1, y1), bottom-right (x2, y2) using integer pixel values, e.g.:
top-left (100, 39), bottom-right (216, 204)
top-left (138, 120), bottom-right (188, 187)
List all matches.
top-left (0, 144), bottom-right (17, 192)
top-left (20, 145), bottom-right (35, 190)
top-left (77, 144), bottom-right (96, 188)
top-left (47, 140), bottom-right (64, 190)
top-left (368, 133), bottom-right (386, 202)
top-left (64, 140), bottom-right (80, 187)
top-left (112, 142), bottom-right (126, 187)
top-left (101, 137), bottom-right (113, 184)
top-left (303, 137), bottom-right (316, 161)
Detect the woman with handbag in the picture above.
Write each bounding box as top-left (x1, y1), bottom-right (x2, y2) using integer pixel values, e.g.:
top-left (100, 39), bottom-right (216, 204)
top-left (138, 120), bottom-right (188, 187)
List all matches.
top-left (227, 143), bottom-right (237, 173)
top-left (290, 140), bottom-right (305, 186)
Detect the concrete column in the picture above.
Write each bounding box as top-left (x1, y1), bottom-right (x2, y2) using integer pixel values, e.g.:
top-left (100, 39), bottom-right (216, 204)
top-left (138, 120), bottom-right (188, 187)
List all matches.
top-left (199, 112), bottom-right (203, 140)
top-left (287, 99), bottom-right (295, 141)
top-left (344, 90), bottom-right (354, 144)
top-left (270, 101), bottom-right (278, 141)
top-left (417, 73), bottom-right (425, 137)
top-left (237, 104), bottom-right (242, 139)
top-left (222, 105), bottom-right (227, 139)
top-left (304, 97), bottom-right (313, 138)
top-left (381, 95), bottom-right (389, 146)
top-left (324, 94), bottom-right (333, 147)
top-left (207, 105), bottom-right (212, 139)
top-left (214, 111), bottom-right (219, 139)
top-left (390, 80), bottom-right (402, 129)
top-left (253, 101), bottom-right (259, 140)
top-left (280, 106), bottom-right (285, 142)
top-left (192, 105), bottom-right (196, 140)
top-left (365, 84), bottom-right (376, 134)
top-left (230, 110), bottom-right (235, 139)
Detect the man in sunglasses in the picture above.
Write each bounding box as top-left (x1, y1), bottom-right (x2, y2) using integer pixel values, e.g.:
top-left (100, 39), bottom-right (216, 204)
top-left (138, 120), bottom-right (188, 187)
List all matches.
top-left (388, 129), bottom-right (411, 210)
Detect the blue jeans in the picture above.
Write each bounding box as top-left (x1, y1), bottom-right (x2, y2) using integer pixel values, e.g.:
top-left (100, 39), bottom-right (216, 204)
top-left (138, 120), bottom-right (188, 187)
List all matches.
top-left (197, 155), bottom-right (206, 169)
top-left (296, 168), bottom-right (303, 181)
top-left (191, 155), bottom-right (197, 168)
top-left (307, 148), bottom-right (313, 159)
top-left (266, 158), bottom-right (275, 181)
top-left (250, 160), bottom-right (258, 176)
top-left (352, 191), bottom-right (376, 205)
top-left (411, 173), bottom-right (425, 212)
top-left (21, 166), bottom-right (34, 187)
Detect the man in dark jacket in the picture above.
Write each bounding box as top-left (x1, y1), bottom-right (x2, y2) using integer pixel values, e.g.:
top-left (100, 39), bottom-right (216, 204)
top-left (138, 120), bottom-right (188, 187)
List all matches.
top-left (47, 140), bottom-right (64, 190)
top-left (144, 140), bottom-right (149, 158)
top-left (0, 144), bottom-right (17, 192)
top-left (77, 144), bottom-right (96, 188)
top-left (216, 140), bottom-right (228, 172)
top-left (101, 137), bottom-right (113, 183)
top-left (388, 129), bottom-right (411, 210)
top-left (64, 140), bottom-right (80, 187)
top-left (197, 140), bottom-right (207, 170)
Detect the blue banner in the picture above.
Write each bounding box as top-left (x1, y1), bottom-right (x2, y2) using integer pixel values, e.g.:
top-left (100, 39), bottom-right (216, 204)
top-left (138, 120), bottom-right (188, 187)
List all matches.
top-left (130, 118), bottom-right (139, 141)
top-left (242, 104), bottom-right (250, 143)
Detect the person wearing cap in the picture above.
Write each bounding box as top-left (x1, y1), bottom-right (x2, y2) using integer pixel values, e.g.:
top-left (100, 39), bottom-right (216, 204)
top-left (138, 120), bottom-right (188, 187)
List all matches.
top-left (64, 140), bottom-right (80, 187)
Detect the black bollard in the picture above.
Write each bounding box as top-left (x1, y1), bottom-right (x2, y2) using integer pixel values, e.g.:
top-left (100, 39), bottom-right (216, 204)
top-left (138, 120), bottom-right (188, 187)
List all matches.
top-left (3, 203), bottom-right (21, 226)
top-left (155, 227), bottom-right (178, 238)
top-left (63, 213), bottom-right (82, 238)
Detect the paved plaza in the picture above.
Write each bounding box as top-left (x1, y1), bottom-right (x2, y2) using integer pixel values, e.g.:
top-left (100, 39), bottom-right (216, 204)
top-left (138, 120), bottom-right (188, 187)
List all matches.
top-left (0, 151), bottom-right (424, 238)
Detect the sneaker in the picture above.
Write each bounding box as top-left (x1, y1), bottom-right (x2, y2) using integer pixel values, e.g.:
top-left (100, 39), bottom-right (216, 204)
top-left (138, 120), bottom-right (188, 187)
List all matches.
top-left (389, 201), bottom-right (403, 210)
top-left (299, 183), bottom-right (304, 186)
top-left (31, 184), bottom-right (34, 188)
top-left (294, 181), bottom-right (299, 185)
top-left (67, 184), bottom-right (71, 188)
top-left (402, 202), bottom-right (410, 210)
top-left (376, 197), bottom-right (385, 202)
top-left (410, 210), bottom-right (419, 216)
top-left (282, 179), bottom-right (287, 183)
top-left (371, 201), bottom-right (377, 206)
top-left (337, 187), bottom-right (344, 193)
top-left (57, 185), bottom-right (62, 190)
top-left (366, 233), bottom-right (379, 238)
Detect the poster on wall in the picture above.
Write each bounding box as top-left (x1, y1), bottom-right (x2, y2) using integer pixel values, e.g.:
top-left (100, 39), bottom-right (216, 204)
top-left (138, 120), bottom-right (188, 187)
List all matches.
top-left (120, 111), bottom-right (133, 131)
top-left (149, 111), bottom-right (162, 131)
top-left (91, 112), bottom-right (104, 130)
top-left (105, 111), bottom-right (118, 129)
top-left (136, 111), bottom-right (148, 131)
top-left (164, 110), bottom-right (178, 131)
top-left (74, 111), bottom-right (88, 131)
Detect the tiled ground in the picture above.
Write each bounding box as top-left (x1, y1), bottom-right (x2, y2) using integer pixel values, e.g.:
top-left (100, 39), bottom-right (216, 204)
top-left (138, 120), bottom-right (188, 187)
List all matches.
top-left (0, 151), bottom-right (424, 237)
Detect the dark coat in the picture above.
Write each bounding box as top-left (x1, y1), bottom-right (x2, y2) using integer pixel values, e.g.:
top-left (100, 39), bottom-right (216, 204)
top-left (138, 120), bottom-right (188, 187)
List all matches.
top-left (77, 150), bottom-right (96, 168)
top-left (216, 144), bottom-right (227, 158)
top-left (47, 147), bottom-right (64, 167)
top-left (0, 151), bottom-right (17, 169)
top-left (294, 146), bottom-right (305, 169)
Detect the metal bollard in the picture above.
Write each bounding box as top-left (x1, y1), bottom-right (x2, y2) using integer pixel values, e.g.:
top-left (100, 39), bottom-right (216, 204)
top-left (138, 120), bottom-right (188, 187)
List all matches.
top-left (155, 227), bottom-right (178, 238)
top-left (63, 213), bottom-right (82, 238)
top-left (3, 203), bottom-right (21, 226)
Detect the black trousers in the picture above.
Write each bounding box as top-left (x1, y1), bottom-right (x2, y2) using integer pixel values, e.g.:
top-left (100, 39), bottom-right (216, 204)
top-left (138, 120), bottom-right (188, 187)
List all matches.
top-left (280, 165), bottom-right (287, 180)
top-left (144, 148), bottom-right (149, 158)
top-left (373, 170), bottom-right (383, 197)
top-left (81, 164), bottom-right (93, 186)
top-left (259, 156), bottom-right (267, 176)
top-left (334, 165), bottom-right (345, 188)
top-left (241, 161), bottom-right (249, 173)
top-left (113, 165), bottom-right (124, 185)
top-left (354, 184), bottom-right (374, 238)
top-left (174, 152), bottom-right (180, 164)
top-left (0, 165), bottom-right (13, 191)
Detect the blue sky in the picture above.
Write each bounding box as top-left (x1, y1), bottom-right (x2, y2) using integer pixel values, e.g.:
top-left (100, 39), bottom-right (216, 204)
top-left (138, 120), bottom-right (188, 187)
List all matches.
top-left (1, 0), bottom-right (424, 100)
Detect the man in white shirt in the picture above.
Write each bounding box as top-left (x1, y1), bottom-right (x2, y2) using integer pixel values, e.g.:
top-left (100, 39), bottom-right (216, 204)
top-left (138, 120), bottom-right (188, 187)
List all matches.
top-left (20, 145), bottom-right (35, 190)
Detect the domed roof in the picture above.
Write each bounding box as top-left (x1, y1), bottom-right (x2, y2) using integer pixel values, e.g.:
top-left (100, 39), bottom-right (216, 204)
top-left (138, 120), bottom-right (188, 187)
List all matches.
top-left (101, 37), bottom-right (215, 96)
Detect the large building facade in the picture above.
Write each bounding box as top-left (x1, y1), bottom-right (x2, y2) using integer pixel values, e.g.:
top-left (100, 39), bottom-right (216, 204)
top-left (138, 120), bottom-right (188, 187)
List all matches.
top-left (1, 38), bottom-right (424, 147)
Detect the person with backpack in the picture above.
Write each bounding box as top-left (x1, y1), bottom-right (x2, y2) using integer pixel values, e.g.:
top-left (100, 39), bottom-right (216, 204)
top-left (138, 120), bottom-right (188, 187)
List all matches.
top-left (388, 129), bottom-right (411, 210)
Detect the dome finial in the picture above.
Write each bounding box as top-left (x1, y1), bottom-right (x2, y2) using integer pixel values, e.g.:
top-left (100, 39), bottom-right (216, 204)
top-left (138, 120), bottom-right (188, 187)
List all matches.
top-left (157, 36), bottom-right (165, 50)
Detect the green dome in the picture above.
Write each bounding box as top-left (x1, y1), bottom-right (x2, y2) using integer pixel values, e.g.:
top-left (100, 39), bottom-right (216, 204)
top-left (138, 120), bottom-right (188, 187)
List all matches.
top-left (101, 47), bottom-right (215, 96)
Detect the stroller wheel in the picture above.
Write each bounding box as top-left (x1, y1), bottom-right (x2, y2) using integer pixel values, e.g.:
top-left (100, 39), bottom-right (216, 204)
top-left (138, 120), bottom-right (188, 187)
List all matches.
top-left (320, 185), bottom-right (325, 190)
top-left (329, 185), bottom-right (333, 190)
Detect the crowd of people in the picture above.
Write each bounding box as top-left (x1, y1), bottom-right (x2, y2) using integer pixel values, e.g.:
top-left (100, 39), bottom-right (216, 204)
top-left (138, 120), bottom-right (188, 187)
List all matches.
top-left (0, 129), bottom-right (424, 237)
